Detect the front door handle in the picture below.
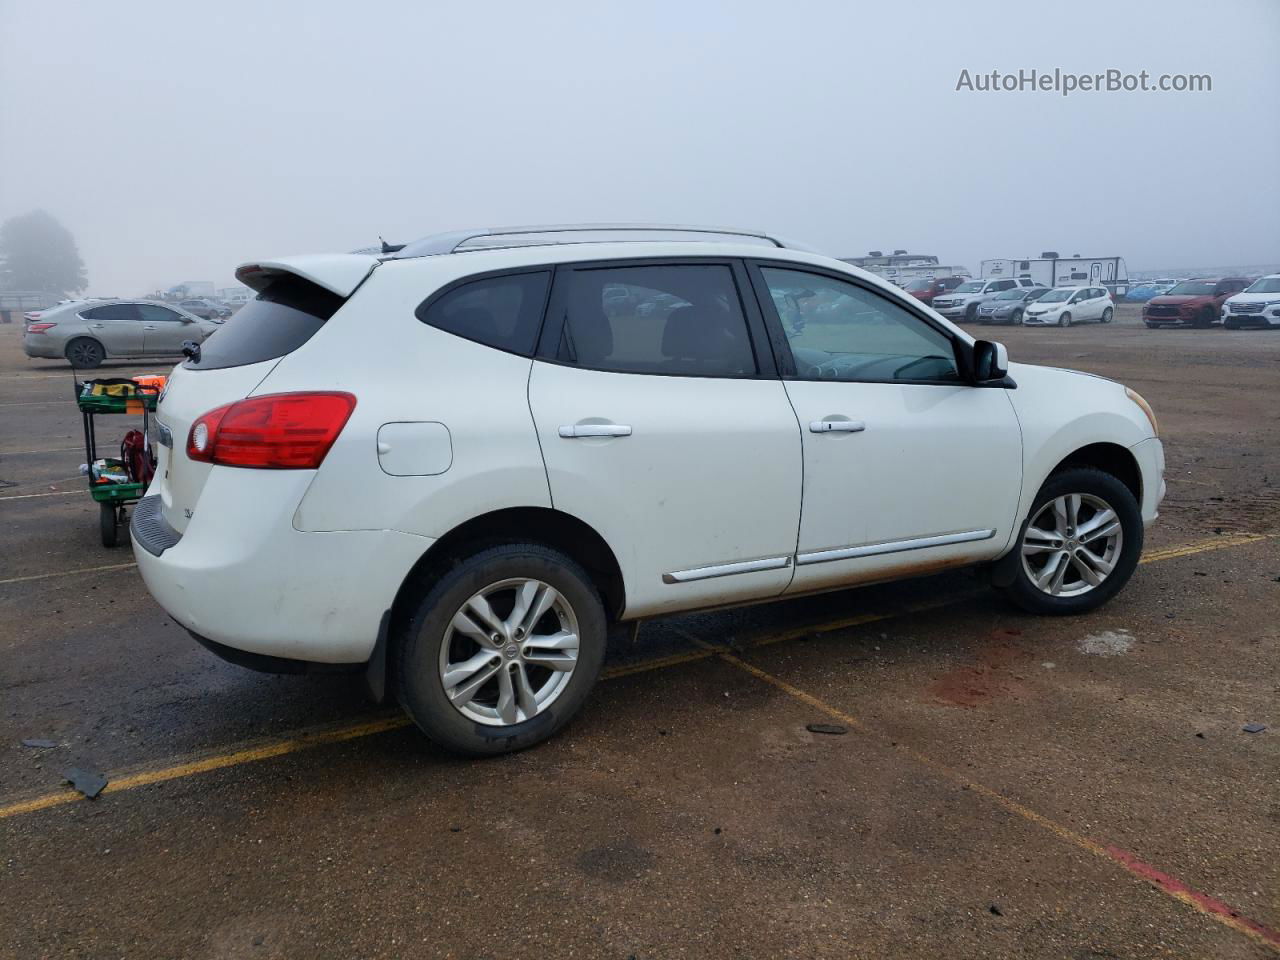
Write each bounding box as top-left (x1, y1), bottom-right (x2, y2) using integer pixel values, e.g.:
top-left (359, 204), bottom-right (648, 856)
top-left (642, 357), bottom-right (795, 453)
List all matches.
top-left (809, 419), bottom-right (866, 433)
top-left (559, 424), bottom-right (632, 439)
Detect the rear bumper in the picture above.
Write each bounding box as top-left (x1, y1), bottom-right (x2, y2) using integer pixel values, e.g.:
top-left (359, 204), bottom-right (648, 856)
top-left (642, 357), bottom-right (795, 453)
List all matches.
top-left (23, 335), bottom-right (63, 359)
top-left (131, 469), bottom-right (434, 664)
top-left (1130, 436), bottom-right (1165, 529)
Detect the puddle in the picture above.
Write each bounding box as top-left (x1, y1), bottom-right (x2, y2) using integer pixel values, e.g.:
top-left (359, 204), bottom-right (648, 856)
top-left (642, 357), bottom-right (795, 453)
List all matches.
top-left (1079, 629), bottom-right (1134, 656)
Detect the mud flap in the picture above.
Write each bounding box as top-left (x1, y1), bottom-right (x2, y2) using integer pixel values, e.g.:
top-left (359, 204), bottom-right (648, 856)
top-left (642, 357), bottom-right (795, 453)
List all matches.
top-left (363, 610), bottom-right (392, 704)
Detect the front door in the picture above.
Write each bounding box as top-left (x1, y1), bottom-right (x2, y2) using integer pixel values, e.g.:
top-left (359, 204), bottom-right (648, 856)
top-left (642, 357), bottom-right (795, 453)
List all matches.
top-left (528, 260), bottom-right (802, 618)
top-left (137, 303), bottom-right (195, 354)
top-left (750, 263), bottom-right (1023, 595)
top-left (79, 303), bottom-right (146, 356)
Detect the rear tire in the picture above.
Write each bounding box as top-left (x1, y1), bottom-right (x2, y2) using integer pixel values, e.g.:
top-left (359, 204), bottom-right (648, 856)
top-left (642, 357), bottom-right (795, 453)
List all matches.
top-left (66, 338), bottom-right (105, 369)
top-left (395, 543), bottom-right (607, 756)
top-left (998, 467), bottom-right (1142, 615)
top-left (99, 502), bottom-right (119, 548)
top-left (1059, 312), bottom-right (1072, 327)
top-left (1101, 307), bottom-right (1113, 323)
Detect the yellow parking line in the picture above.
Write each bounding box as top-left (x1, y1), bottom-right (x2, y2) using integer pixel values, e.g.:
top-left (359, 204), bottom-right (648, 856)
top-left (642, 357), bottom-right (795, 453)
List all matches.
top-left (1140, 533), bottom-right (1270, 563)
top-left (0, 530), bottom-right (1271, 819)
top-left (0, 562), bottom-right (137, 586)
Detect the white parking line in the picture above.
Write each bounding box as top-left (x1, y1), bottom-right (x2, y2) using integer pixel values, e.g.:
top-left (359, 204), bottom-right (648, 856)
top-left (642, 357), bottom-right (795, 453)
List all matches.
top-left (0, 489), bottom-right (79, 501)
top-left (0, 562), bottom-right (137, 586)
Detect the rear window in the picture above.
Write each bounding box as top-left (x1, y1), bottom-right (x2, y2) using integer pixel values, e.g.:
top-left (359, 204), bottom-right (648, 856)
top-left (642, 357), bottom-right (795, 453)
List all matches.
top-left (184, 277), bottom-right (342, 371)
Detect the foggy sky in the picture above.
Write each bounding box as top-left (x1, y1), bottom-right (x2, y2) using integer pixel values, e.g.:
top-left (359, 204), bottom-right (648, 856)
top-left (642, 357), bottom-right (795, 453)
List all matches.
top-left (2, 0), bottom-right (1277, 296)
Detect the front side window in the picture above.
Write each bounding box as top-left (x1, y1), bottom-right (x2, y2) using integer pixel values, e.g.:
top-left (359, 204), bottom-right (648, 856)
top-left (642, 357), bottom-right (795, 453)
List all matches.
top-left (418, 271), bottom-right (550, 356)
top-left (759, 267), bottom-right (960, 383)
top-left (555, 264), bottom-right (756, 377)
top-left (82, 303), bottom-right (140, 321)
top-left (1039, 289), bottom-right (1072, 303)
top-left (954, 281), bottom-right (984, 294)
top-left (137, 304), bottom-right (183, 322)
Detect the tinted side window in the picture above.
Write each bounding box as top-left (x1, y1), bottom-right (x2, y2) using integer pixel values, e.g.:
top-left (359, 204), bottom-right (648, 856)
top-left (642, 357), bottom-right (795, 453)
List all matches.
top-left (418, 271), bottom-right (550, 356)
top-left (186, 277), bottom-right (342, 371)
top-left (556, 264), bottom-right (756, 377)
top-left (993, 280), bottom-right (1016, 291)
top-left (137, 304), bottom-right (183, 322)
top-left (760, 268), bottom-right (959, 383)
top-left (83, 303), bottom-right (140, 321)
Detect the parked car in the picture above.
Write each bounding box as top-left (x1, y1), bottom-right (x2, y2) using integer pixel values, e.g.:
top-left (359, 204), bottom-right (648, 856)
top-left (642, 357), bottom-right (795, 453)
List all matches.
top-left (975, 286), bottom-right (1051, 325)
top-left (1125, 282), bottom-right (1174, 302)
top-left (931, 277), bottom-right (1038, 322)
top-left (23, 299), bottom-right (221, 368)
top-left (130, 224), bottom-right (1164, 756)
top-left (179, 297), bottom-right (233, 320)
top-left (1221, 275), bottom-right (1280, 329)
top-left (902, 275), bottom-right (968, 306)
top-left (1143, 278), bottom-right (1252, 328)
top-left (1022, 286), bottom-right (1114, 327)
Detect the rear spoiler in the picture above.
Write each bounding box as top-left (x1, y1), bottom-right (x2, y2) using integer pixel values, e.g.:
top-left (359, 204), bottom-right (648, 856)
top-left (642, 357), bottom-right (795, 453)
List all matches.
top-left (235, 254), bottom-right (380, 298)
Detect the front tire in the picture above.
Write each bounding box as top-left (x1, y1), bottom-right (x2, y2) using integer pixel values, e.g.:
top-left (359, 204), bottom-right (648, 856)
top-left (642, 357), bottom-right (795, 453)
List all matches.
top-left (998, 467), bottom-right (1142, 615)
top-left (66, 338), bottom-right (105, 369)
top-left (1009, 308), bottom-right (1023, 325)
top-left (1059, 312), bottom-right (1072, 327)
top-left (395, 543), bottom-right (607, 756)
top-left (965, 303), bottom-right (978, 323)
top-left (1192, 307), bottom-right (1214, 328)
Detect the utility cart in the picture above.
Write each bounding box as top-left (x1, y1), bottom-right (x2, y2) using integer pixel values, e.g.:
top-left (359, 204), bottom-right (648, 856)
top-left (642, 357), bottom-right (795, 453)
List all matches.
top-left (74, 376), bottom-right (166, 547)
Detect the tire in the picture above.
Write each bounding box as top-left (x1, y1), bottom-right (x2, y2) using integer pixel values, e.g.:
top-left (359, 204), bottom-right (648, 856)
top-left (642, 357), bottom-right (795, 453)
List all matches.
top-left (1144, 321), bottom-right (1162, 329)
top-left (1059, 312), bottom-right (1072, 327)
top-left (965, 303), bottom-right (978, 323)
top-left (66, 338), bottom-right (105, 369)
top-left (1192, 307), bottom-right (1214, 329)
top-left (998, 467), bottom-right (1142, 615)
top-left (99, 502), bottom-right (119, 548)
top-left (395, 543), bottom-right (607, 756)
top-left (1101, 307), bottom-right (1113, 323)
top-left (1009, 309), bottom-right (1023, 325)
top-left (1223, 318), bottom-right (1237, 330)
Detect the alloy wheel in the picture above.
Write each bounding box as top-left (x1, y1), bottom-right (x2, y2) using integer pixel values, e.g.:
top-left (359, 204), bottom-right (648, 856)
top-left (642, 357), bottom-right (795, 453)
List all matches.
top-left (1021, 493), bottom-right (1124, 597)
top-left (437, 578), bottom-right (580, 726)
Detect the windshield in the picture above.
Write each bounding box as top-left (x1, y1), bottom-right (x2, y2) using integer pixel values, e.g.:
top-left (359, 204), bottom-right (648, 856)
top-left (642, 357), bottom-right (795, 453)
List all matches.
top-left (1165, 281), bottom-right (1216, 296)
top-left (993, 288), bottom-right (1027, 301)
top-left (1244, 278), bottom-right (1280, 293)
top-left (1038, 289), bottom-right (1072, 303)
top-left (954, 281), bottom-right (984, 293)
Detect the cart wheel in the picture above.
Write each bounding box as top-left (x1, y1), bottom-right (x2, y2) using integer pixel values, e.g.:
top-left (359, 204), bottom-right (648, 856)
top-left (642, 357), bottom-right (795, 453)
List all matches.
top-left (100, 502), bottom-right (119, 548)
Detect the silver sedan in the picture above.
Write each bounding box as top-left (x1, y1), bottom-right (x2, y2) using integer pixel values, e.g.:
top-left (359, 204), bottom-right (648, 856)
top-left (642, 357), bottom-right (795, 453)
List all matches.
top-left (22, 299), bottom-right (223, 368)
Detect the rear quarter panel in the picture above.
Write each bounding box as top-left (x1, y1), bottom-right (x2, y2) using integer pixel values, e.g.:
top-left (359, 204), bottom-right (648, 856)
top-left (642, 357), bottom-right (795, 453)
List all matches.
top-left (269, 257), bottom-right (553, 536)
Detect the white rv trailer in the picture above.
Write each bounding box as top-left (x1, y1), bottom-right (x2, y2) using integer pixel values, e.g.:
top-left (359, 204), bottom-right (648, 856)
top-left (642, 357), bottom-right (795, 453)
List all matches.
top-left (981, 254), bottom-right (1129, 296)
top-left (840, 251), bottom-right (971, 285)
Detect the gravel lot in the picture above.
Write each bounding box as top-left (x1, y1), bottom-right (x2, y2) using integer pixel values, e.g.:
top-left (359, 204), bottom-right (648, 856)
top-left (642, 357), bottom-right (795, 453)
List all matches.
top-left (1, 306), bottom-right (1277, 959)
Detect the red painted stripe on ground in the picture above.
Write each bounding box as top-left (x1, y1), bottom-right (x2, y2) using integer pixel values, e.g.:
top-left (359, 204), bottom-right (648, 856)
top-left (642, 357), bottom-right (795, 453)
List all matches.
top-left (1104, 845), bottom-right (1280, 949)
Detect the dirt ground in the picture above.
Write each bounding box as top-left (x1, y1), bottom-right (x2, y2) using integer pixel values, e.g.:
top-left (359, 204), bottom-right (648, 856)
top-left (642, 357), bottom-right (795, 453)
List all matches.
top-left (1, 306), bottom-right (1277, 959)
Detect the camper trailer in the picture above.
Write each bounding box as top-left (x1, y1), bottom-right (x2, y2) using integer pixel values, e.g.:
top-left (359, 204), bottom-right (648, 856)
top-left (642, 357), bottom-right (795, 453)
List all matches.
top-left (981, 254), bottom-right (1128, 296)
top-left (841, 251), bottom-right (971, 285)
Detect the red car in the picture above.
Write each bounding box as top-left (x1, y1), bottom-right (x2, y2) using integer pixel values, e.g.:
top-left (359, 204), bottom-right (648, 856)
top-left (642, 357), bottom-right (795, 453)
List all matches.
top-left (902, 275), bottom-right (967, 306)
top-left (1143, 278), bottom-right (1252, 328)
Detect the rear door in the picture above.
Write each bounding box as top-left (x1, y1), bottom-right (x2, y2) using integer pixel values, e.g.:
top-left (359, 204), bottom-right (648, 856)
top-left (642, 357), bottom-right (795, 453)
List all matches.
top-left (80, 303), bottom-right (145, 356)
top-left (527, 259), bottom-right (802, 617)
top-left (137, 303), bottom-right (195, 354)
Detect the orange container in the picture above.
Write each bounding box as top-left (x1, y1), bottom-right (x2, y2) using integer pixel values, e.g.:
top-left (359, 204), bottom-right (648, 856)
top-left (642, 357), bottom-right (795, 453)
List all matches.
top-left (126, 375), bottom-right (167, 413)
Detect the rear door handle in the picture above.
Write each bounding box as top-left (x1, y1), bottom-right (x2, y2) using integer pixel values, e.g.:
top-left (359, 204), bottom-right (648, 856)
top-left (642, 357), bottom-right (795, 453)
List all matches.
top-left (558, 424), bottom-right (632, 438)
top-left (809, 419), bottom-right (865, 433)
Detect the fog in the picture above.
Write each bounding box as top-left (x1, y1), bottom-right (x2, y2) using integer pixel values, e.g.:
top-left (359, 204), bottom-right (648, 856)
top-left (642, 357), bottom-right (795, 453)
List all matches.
top-left (2, 0), bottom-right (1277, 295)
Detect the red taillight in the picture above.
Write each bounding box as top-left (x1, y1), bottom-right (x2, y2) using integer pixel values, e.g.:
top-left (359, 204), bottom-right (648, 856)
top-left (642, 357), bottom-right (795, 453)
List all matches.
top-left (186, 392), bottom-right (356, 469)
top-left (26, 322), bottom-right (55, 333)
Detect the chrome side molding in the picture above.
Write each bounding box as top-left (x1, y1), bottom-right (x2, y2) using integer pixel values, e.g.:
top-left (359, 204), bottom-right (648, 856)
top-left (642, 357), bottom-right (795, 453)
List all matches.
top-left (662, 555), bottom-right (792, 584)
top-left (796, 529), bottom-right (996, 566)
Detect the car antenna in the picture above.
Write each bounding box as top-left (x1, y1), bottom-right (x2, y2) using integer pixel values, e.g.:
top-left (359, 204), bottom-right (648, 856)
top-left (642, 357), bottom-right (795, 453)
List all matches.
top-left (379, 236), bottom-right (405, 254)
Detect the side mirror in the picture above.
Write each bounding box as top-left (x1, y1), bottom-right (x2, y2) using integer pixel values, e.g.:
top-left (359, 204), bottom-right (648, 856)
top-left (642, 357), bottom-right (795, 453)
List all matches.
top-left (972, 339), bottom-right (1009, 384)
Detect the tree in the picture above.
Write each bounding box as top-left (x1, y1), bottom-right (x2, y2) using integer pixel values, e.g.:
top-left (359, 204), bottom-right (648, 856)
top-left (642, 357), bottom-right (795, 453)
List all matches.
top-left (0, 210), bottom-right (88, 298)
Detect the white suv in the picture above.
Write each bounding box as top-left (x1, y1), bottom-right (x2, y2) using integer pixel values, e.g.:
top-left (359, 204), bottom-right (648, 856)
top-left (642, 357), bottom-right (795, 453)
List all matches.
top-left (131, 225), bottom-right (1165, 755)
top-left (931, 277), bottom-right (1038, 323)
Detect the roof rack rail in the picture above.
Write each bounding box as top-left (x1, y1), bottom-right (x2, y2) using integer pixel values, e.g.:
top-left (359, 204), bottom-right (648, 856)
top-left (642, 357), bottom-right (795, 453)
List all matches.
top-left (389, 223), bottom-right (803, 259)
